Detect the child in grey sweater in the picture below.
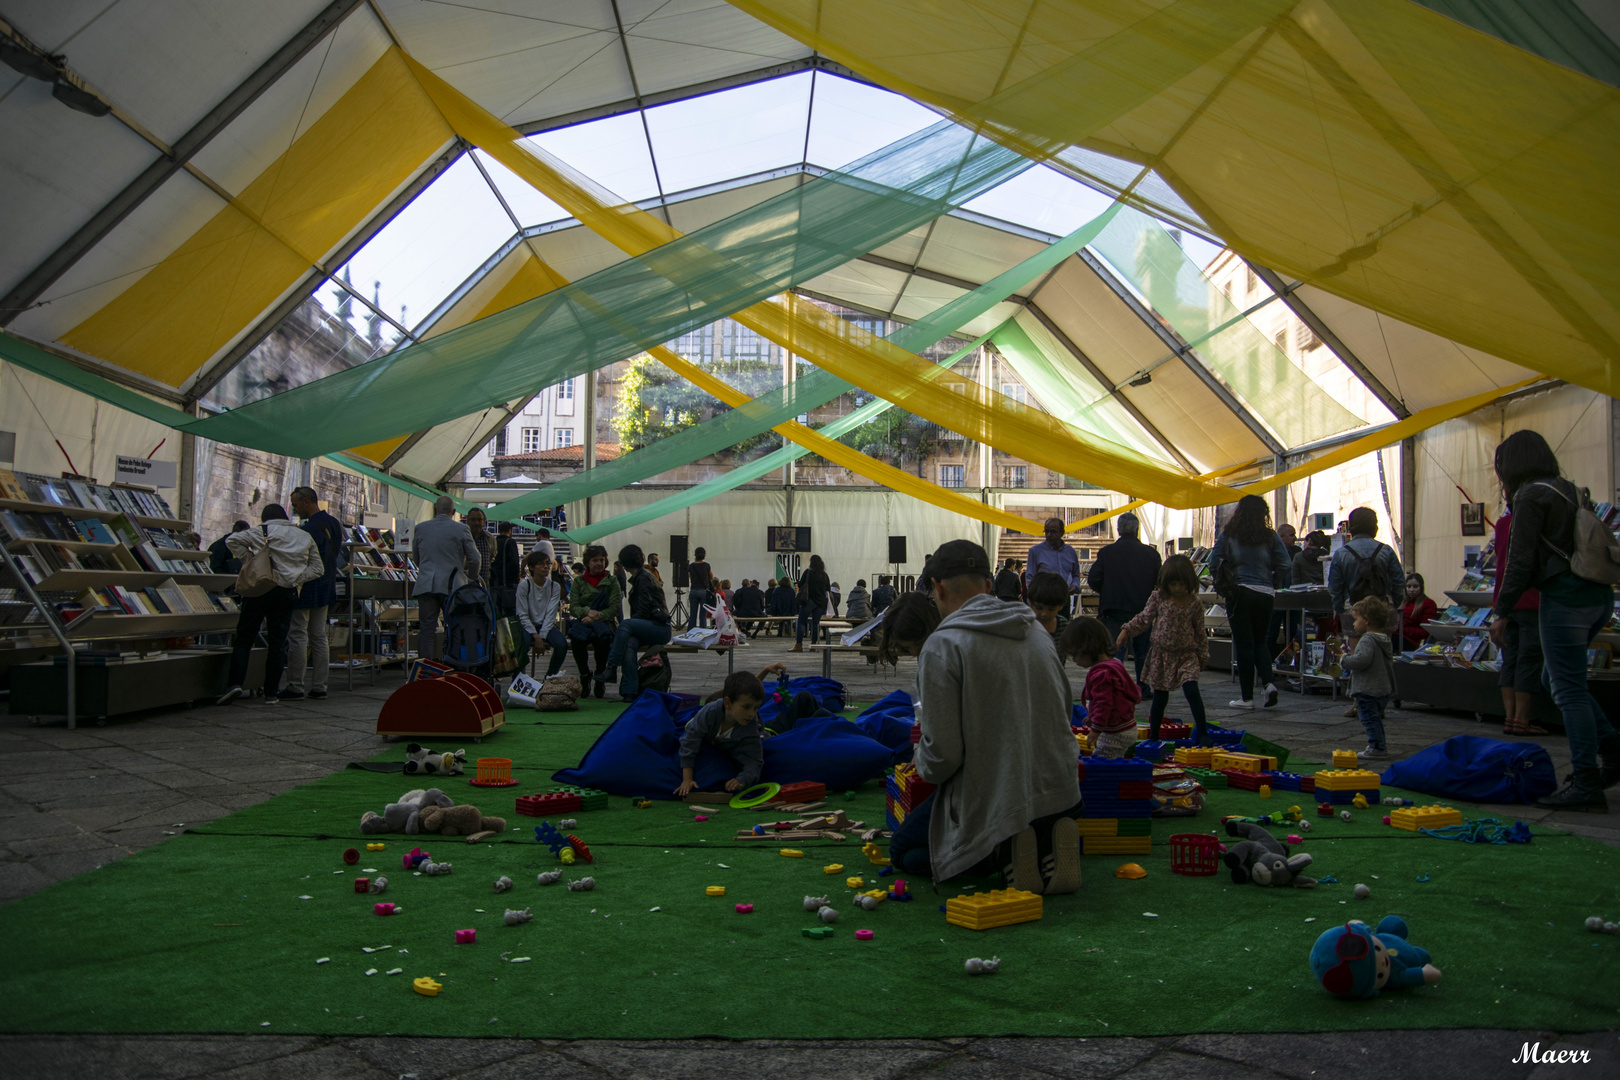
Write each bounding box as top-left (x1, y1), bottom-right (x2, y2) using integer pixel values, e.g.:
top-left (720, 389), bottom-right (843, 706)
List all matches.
top-left (1341, 595), bottom-right (1397, 758)
top-left (674, 670), bottom-right (767, 795)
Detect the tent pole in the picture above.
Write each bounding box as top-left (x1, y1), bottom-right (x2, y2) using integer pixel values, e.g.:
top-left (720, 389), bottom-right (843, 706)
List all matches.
top-left (1401, 437), bottom-right (1417, 571)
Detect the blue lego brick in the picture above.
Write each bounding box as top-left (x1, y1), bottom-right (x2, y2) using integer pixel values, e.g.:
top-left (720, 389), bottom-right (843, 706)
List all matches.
top-left (1130, 740), bottom-right (1170, 762)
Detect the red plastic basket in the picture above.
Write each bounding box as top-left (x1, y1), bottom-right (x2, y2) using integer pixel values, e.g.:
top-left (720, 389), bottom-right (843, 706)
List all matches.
top-left (1168, 833), bottom-right (1222, 877)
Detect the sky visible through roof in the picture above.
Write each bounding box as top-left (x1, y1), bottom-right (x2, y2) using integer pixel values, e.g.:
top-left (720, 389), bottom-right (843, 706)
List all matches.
top-left (322, 70), bottom-right (1226, 343)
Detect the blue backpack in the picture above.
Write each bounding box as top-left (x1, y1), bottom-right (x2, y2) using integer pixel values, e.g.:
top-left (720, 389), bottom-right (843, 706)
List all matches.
top-left (1380, 735), bottom-right (1556, 804)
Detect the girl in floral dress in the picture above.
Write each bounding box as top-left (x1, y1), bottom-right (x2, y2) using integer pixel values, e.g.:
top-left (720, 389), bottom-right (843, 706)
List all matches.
top-left (1117, 555), bottom-right (1210, 745)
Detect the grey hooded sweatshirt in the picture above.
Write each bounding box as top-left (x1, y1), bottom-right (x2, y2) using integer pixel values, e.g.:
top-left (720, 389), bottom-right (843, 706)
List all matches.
top-left (915, 592), bottom-right (1080, 882)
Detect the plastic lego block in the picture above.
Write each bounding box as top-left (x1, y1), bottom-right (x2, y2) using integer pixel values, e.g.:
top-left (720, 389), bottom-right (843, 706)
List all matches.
top-left (1174, 747), bottom-right (1218, 767)
top-left (1332, 750), bottom-right (1360, 769)
top-left (780, 849), bottom-right (804, 858)
top-left (1182, 766), bottom-right (1228, 788)
top-left (1115, 818), bottom-right (1153, 836)
top-left (1211, 751), bottom-right (1278, 772)
top-left (736, 903), bottom-right (754, 913)
top-left (1313, 769), bottom-right (1383, 791)
top-left (1117, 781), bottom-right (1154, 799)
top-left (374, 903), bottom-right (396, 916)
top-left (823, 864), bottom-right (845, 874)
top-left (802, 926), bottom-right (834, 938)
top-left (855, 929), bottom-right (874, 940)
top-left (412, 976), bottom-right (442, 996)
top-left (945, 888), bottom-right (1044, 930)
top-left (566, 834), bottom-right (593, 862)
top-left (706, 886), bottom-right (726, 896)
top-left (1389, 804), bottom-right (1463, 831)
top-left (1266, 771), bottom-right (1315, 792)
top-left (455, 929), bottom-right (476, 944)
top-left (846, 876), bottom-right (865, 888)
top-left (365, 842), bottom-right (385, 851)
top-left (353, 877), bottom-right (370, 893)
top-left (1219, 769), bottom-right (1269, 791)
top-left (1079, 837), bottom-right (1152, 855)
top-left (549, 785), bottom-right (609, 811)
top-left (1074, 819), bottom-right (1120, 836)
top-left (516, 792), bottom-right (581, 817)
top-left (775, 781), bottom-right (827, 804)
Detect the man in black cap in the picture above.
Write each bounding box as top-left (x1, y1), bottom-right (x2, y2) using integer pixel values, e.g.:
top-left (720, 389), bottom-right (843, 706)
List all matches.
top-left (888, 539), bottom-right (1083, 895)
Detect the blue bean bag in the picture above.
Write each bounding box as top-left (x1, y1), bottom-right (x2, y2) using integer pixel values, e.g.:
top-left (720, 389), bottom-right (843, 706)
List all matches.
top-left (758, 676), bottom-right (847, 728)
top-left (552, 690), bottom-right (895, 797)
top-left (852, 689), bottom-right (916, 750)
top-left (1380, 734), bottom-right (1557, 804)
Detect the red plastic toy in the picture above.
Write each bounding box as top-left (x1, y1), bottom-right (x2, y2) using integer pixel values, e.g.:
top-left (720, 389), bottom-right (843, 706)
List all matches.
top-left (1168, 833), bottom-right (1221, 876)
top-left (566, 834), bottom-right (593, 863)
top-left (1317, 802), bottom-right (1334, 816)
top-left (342, 848), bottom-right (360, 865)
top-left (374, 902), bottom-right (396, 916)
top-left (735, 903), bottom-right (754, 913)
top-left (354, 877), bottom-right (371, 893)
top-left (403, 847), bottom-right (431, 870)
top-left (516, 792), bottom-right (583, 817)
top-left (694, 814), bottom-right (709, 822)
top-left (855, 929), bottom-right (874, 940)
top-left (775, 781), bottom-right (827, 804)
top-left (455, 929), bottom-right (476, 944)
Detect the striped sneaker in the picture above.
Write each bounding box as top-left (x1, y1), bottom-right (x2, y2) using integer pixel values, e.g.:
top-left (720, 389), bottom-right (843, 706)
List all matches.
top-left (1005, 826), bottom-right (1042, 895)
top-left (1041, 817), bottom-right (1081, 895)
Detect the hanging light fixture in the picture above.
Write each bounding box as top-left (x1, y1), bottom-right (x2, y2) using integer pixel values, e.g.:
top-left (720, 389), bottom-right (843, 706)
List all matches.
top-left (51, 68), bottom-right (111, 117)
top-left (0, 24), bottom-right (58, 81)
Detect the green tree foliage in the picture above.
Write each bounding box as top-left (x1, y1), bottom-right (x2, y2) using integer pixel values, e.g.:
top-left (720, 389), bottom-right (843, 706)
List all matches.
top-left (611, 353), bottom-right (784, 457)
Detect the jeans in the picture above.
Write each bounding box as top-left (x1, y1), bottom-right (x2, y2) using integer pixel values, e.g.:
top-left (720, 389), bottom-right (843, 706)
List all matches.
top-left (1355, 693), bottom-right (1389, 750)
top-left (535, 626), bottom-right (569, 677)
top-left (1150, 683), bottom-right (1207, 743)
top-left (887, 793), bottom-right (1086, 881)
top-left (1228, 588), bottom-right (1275, 700)
top-left (1538, 595), bottom-right (1616, 771)
top-left (1101, 610), bottom-right (1150, 684)
top-left (795, 604), bottom-right (822, 646)
top-left (607, 618), bottom-right (672, 697)
top-left (285, 605), bottom-right (329, 693)
top-left (416, 593), bottom-right (446, 662)
top-left (687, 588), bottom-right (709, 630)
top-left (228, 586), bottom-right (296, 695)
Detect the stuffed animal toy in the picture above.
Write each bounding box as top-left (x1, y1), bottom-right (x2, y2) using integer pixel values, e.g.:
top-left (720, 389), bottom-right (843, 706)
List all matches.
top-left (1223, 820), bottom-right (1316, 888)
top-left (417, 803), bottom-right (507, 838)
top-left (359, 789), bottom-right (453, 835)
top-left (1310, 916), bottom-right (1441, 998)
top-left (403, 744), bottom-right (467, 776)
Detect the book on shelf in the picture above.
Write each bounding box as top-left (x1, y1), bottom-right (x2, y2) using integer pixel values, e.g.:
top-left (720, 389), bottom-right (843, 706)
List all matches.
top-left (0, 469), bottom-right (28, 501)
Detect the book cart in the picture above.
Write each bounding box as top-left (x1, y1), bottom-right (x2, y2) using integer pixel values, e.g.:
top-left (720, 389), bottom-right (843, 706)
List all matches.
top-left (0, 470), bottom-right (239, 728)
top-left (337, 529), bottom-right (419, 690)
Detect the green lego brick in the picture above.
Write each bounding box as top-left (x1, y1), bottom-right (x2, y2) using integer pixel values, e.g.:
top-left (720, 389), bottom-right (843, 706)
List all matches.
top-left (1116, 818), bottom-right (1153, 836)
top-left (1241, 732), bottom-right (1290, 770)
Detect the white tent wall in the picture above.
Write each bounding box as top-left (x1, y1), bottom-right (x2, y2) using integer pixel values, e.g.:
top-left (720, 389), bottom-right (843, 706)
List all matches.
top-left (566, 488), bottom-right (788, 585)
top-left (805, 488), bottom-right (987, 585)
top-left (0, 359), bottom-right (181, 508)
top-left (1412, 385), bottom-right (1614, 602)
top-left (1278, 448), bottom-right (1404, 556)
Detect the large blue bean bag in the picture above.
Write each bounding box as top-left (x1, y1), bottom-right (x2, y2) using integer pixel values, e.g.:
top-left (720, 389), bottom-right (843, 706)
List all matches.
top-left (552, 690), bottom-right (894, 798)
top-left (758, 676), bottom-right (847, 728)
top-left (1380, 734), bottom-right (1556, 804)
top-left (852, 689), bottom-right (917, 750)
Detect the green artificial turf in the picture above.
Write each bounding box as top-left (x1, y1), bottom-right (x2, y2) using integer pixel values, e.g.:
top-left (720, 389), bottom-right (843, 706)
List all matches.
top-left (2, 699), bottom-right (1618, 1039)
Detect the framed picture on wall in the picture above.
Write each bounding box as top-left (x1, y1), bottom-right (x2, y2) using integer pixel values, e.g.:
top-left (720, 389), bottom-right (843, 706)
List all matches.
top-left (1460, 502), bottom-right (1486, 536)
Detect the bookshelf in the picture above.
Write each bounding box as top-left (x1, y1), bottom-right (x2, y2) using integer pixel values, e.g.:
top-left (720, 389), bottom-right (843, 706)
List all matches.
top-left (337, 530), bottom-right (419, 689)
top-left (0, 469), bottom-right (239, 728)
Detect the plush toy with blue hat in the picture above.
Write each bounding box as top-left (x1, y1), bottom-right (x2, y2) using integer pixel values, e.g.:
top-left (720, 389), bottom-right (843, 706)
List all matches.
top-left (1309, 916), bottom-right (1442, 999)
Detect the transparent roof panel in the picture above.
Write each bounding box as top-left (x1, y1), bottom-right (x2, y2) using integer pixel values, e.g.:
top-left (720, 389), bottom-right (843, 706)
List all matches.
top-left (963, 164), bottom-right (1118, 238)
top-left (475, 149), bottom-right (568, 228)
top-left (805, 72), bottom-right (940, 171)
top-left (327, 154), bottom-right (514, 336)
top-left (646, 72), bottom-right (812, 192)
top-left (527, 111), bottom-right (661, 203)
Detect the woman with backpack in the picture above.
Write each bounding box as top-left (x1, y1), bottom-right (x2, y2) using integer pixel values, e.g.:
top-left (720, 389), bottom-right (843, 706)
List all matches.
top-left (1491, 430), bottom-right (1620, 812)
top-left (1207, 494), bottom-right (1290, 710)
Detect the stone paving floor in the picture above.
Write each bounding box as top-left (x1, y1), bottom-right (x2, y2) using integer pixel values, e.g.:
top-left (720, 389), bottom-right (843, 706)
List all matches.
top-left (3, 633), bottom-right (1615, 1076)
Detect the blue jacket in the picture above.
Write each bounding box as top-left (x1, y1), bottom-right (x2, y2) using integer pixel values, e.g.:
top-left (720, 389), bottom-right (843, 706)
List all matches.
top-left (295, 510), bottom-right (345, 610)
top-left (1209, 531), bottom-right (1290, 590)
top-left (1327, 535), bottom-right (1405, 614)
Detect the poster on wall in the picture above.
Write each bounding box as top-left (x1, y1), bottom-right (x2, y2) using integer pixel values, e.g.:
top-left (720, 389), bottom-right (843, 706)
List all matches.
top-left (1460, 502), bottom-right (1486, 536)
top-left (115, 455), bottom-right (177, 489)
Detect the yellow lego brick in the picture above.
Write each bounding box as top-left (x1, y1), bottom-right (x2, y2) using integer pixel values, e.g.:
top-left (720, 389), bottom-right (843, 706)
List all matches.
top-left (1332, 750), bottom-right (1359, 769)
top-left (1174, 747), bottom-right (1217, 766)
top-left (1313, 769), bottom-right (1383, 790)
top-left (1211, 751), bottom-right (1278, 772)
top-left (1389, 805), bottom-right (1463, 831)
top-left (1080, 837), bottom-right (1152, 854)
top-left (1074, 819), bottom-right (1121, 836)
top-left (945, 888), bottom-right (1044, 930)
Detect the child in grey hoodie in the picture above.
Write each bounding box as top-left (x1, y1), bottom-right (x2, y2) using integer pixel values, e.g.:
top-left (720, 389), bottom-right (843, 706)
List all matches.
top-left (1340, 595), bottom-right (1397, 758)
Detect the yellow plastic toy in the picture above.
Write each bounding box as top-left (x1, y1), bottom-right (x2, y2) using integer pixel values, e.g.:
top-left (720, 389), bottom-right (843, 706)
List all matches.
top-left (412, 976), bottom-right (442, 997)
top-left (1332, 749), bottom-right (1359, 769)
top-left (1389, 804), bottom-right (1463, 831)
top-left (705, 885), bottom-right (726, 896)
top-left (559, 847), bottom-right (575, 865)
top-left (945, 889), bottom-right (1043, 930)
top-left (365, 842), bottom-right (385, 851)
top-left (1259, 785), bottom-right (1272, 799)
top-left (1114, 863), bottom-right (1147, 879)
top-left (780, 849), bottom-right (805, 858)
top-left (1352, 792), bottom-right (1369, 809)
top-left (861, 888), bottom-right (887, 903)
top-left (822, 864), bottom-right (845, 874)
top-left (861, 842), bottom-right (891, 866)
top-left (846, 876), bottom-right (865, 888)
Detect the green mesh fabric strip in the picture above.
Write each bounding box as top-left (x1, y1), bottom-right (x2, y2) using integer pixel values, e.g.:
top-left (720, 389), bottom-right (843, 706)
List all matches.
top-left (491, 203), bottom-right (1121, 523)
top-left (560, 329), bottom-right (995, 544)
top-left (1088, 206), bottom-right (1364, 446)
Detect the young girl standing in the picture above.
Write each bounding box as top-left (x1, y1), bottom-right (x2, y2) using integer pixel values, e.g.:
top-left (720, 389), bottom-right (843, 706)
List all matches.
top-left (1116, 556), bottom-right (1210, 745)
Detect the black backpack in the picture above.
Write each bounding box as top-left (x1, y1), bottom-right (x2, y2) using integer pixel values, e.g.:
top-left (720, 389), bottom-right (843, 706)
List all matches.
top-left (441, 582), bottom-right (496, 671)
top-left (1347, 542), bottom-right (1392, 604)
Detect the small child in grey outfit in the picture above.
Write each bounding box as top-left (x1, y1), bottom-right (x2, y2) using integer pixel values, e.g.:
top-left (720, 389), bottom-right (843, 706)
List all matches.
top-left (1340, 595), bottom-right (1397, 759)
top-left (673, 670), bottom-right (767, 796)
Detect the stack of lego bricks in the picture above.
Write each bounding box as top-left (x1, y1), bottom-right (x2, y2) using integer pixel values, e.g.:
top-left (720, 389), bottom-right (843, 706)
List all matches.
top-left (1204, 725), bottom-right (1247, 746)
top-left (1181, 766), bottom-right (1227, 788)
top-left (1173, 746), bottom-right (1218, 767)
top-left (1266, 771), bottom-right (1315, 793)
top-left (885, 763), bottom-right (936, 831)
top-left (1212, 750), bottom-right (1280, 790)
top-left (1313, 768), bottom-right (1382, 805)
top-left (1078, 756), bottom-right (1154, 855)
top-left (1388, 804), bottom-right (1462, 831)
top-left (515, 791), bottom-right (581, 817)
top-left (945, 888), bottom-right (1044, 930)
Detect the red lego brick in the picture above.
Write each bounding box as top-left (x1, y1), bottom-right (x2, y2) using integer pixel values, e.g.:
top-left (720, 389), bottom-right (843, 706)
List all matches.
top-left (1117, 781), bottom-right (1154, 799)
top-left (1220, 769), bottom-right (1269, 791)
top-left (775, 781), bottom-right (827, 804)
top-left (516, 792), bottom-right (582, 817)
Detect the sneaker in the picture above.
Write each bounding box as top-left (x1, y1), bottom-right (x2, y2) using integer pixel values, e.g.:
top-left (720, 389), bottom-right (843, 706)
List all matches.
top-left (216, 686), bottom-right (243, 706)
top-left (262, 695), bottom-right (280, 706)
top-left (1041, 817), bottom-right (1081, 895)
top-left (308, 690), bottom-right (328, 701)
top-left (1343, 706), bottom-right (1357, 718)
top-left (277, 689), bottom-right (306, 701)
top-left (1264, 683), bottom-right (1279, 708)
top-left (1006, 826), bottom-right (1042, 894)
top-left (1534, 769), bottom-right (1609, 813)
top-left (593, 680), bottom-right (606, 700)
top-left (1360, 745), bottom-right (1384, 760)
top-left (1227, 699), bottom-right (1256, 710)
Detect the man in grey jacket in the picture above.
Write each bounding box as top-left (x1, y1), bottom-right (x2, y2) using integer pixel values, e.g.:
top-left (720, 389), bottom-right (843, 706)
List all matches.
top-left (411, 496), bottom-right (481, 662)
top-left (891, 540), bottom-right (1083, 894)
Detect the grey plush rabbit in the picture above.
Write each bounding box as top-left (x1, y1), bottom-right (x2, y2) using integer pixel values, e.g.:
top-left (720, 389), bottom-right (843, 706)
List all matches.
top-left (1222, 820), bottom-right (1316, 888)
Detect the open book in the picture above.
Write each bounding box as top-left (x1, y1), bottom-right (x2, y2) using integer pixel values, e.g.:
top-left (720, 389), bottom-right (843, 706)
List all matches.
top-left (840, 613), bottom-right (885, 647)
